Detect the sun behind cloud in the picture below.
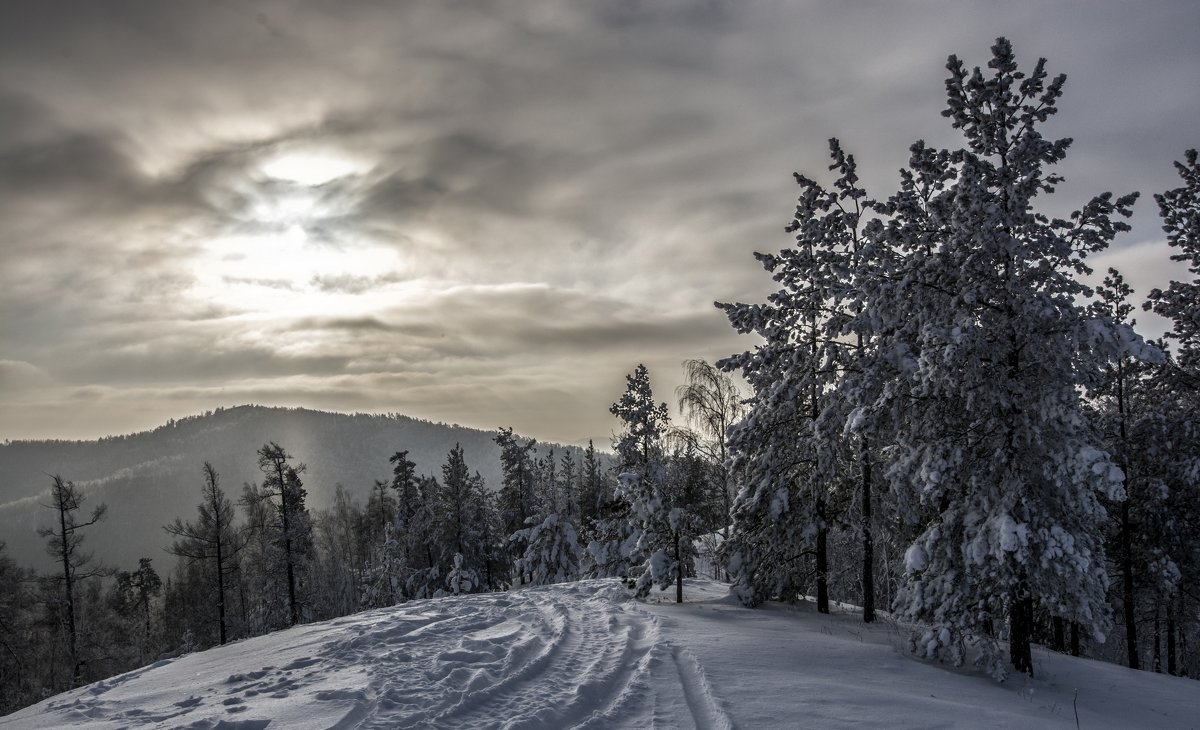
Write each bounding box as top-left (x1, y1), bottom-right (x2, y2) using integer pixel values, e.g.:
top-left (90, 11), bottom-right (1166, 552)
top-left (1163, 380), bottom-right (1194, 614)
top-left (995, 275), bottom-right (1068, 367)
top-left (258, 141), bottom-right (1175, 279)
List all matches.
top-left (189, 144), bottom-right (403, 319)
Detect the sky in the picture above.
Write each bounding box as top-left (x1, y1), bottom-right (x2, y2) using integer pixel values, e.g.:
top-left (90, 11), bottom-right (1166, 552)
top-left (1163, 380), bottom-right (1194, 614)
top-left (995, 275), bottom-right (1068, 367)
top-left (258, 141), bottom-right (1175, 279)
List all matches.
top-left (1, 1), bottom-right (1198, 445)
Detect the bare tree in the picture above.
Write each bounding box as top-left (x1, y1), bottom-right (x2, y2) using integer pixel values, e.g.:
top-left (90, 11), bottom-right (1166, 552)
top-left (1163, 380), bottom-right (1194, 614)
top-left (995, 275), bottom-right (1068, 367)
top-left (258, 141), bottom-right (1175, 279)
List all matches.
top-left (675, 358), bottom-right (744, 539)
top-left (38, 475), bottom-right (107, 688)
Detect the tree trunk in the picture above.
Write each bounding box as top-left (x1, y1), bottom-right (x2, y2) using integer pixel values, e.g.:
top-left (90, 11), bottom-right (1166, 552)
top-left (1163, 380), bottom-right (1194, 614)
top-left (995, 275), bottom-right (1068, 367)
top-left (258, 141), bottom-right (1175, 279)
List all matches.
top-left (1070, 621), bottom-right (1080, 657)
top-left (1153, 603), bottom-right (1162, 673)
top-left (1052, 616), bottom-right (1065, 653)
top-left (282, 499), bottom-right (298, 626)
top-left (1167, 595), bottom-right (1177, 676)
top-left (216, 531), bottom-right (227, 645)
top-left (58, 498), bottom-right (79, 688)
top-left (816, 497), bottom-right (829, 614)
top-left (861, 435), bottom-right (874, 623)
top-left (1121, 499), bottom-right (1139, 669)
top-left (1009, 578), bottom-right (1034, 676)
top-left (675, 532), bottom-right (683, 604)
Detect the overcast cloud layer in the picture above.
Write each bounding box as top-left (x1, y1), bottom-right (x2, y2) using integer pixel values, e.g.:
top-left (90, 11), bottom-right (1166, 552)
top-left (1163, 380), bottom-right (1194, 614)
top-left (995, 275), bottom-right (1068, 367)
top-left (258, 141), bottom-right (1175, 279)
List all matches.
top-left (1, 1), bottom-right (1198, 444)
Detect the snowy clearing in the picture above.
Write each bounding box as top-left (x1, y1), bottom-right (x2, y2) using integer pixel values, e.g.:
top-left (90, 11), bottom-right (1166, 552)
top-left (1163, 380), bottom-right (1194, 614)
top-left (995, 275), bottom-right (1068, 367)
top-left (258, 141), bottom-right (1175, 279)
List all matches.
top-left (4, 579), bottom-right (1197, 729)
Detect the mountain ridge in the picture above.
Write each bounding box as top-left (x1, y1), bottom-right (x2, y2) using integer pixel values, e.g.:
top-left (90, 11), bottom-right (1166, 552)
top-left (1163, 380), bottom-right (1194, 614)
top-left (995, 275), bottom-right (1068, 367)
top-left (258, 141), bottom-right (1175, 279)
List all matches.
top-left (0, 404), bottom-right (601, 572)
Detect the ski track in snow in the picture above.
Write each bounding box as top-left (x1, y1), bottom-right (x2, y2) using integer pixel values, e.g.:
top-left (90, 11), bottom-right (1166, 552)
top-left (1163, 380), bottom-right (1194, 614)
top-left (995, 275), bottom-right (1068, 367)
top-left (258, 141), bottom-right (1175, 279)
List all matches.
top-left (8, 579), bottom-right (731, 729)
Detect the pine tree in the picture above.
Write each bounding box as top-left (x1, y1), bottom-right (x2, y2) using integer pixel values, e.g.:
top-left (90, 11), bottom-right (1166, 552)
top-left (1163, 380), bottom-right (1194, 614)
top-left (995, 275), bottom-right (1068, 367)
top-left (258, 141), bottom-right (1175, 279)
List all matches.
top-left (252, 443), bottom-right (313, 627)
top-left (495, 428), bottom-right (539, 538)
top-left (579, 439), bottom-right (605, 531)
top-left (1147, 149), bottom-right (1200, 378)
top-left (389, 450), bottom-right (420, 528)
top-left (515, 446), bottom-right (583, 587)
top-left (1140, 149), bottom-right (1200, 675)
top-left (717, 139), bottom-right (870, 612)
top-left (495, 427), bottom-right (539, 582)
top-left (1090, 269), bottom-right (1144, 667)
top-left (111, 558), bottom-right (162, 659)
top-left (592, 365), bottom-right (682, 595)
top-left (440, 444), bottom-right (474, 559)
top-left (165, 462), bottom-right (241, 645)
top-left (869, 39), bottom-right (1151, 678)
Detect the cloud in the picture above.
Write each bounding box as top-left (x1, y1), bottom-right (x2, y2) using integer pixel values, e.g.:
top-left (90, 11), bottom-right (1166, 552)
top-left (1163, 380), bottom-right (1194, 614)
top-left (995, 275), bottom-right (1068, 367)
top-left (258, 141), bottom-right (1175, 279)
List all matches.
top-left (0, 360), bottom-right (52, 394)
top-left (1, 1), bottom-right (1198, 442)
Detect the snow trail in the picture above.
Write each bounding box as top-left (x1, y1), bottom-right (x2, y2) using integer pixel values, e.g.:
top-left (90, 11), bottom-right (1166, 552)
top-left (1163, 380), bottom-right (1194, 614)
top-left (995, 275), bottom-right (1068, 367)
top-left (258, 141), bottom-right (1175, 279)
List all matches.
top-left (3, 579), bottom-right (729, 729)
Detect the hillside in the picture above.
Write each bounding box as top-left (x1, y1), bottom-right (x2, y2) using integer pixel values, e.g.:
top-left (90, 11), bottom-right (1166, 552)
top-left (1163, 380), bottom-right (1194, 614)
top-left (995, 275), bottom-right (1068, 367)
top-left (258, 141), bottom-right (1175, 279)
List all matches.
top-left (0, 405), bottom-right (597, 572)
top-left (2, 578), bottom-right (1196, 729)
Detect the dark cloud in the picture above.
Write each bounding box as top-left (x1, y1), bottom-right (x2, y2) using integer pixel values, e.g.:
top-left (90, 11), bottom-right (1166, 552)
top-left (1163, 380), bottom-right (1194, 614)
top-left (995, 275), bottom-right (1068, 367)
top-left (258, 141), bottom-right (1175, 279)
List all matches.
top-left (1, 0), bottom-right (1198, 442)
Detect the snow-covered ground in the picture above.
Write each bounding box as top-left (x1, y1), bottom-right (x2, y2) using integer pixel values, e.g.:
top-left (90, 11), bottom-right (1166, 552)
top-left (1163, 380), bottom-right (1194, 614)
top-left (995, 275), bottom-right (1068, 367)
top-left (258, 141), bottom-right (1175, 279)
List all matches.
top-left (4, 579), bottom-right (1197, 729)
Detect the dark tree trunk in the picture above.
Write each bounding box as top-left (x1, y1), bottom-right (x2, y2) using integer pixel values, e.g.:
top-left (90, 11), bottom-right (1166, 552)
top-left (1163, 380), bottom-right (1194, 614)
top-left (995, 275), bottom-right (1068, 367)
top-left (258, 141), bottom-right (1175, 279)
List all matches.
top-left (57, 502), bottom-right (79, 688)
top-left (1010, 578), bottom-right (1034, 676)
top-left (216, 532), bottom-right (227, 645)
top-left (1167, 596), bottom-right (1177, 675)
top-left (1070, 622), bottom-right (1080, 657)
top-left (1153, 604), bottom-right (1162, 673)
top-left (1121, 499), bottom-right (1139, 669)
top-left (1052, 616), bottom-right (1065, 653)
top-left (282, 498), bottom-right (298, 626)
top-left (861, 435), bottom-right (875, 623)
top-left (675, 532), bottom-right (683, 604)
top-left (816, 497), bottom-right (829, 614)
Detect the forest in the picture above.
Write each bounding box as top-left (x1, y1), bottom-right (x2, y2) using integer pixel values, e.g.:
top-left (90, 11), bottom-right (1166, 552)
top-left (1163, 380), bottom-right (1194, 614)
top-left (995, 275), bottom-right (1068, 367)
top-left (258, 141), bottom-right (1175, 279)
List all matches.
top-left (2, 37), bottom-right (1199, 716)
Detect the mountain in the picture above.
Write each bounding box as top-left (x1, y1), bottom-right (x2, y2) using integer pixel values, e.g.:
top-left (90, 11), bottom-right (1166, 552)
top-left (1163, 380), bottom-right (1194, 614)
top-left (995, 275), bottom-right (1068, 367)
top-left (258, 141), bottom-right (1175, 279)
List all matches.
top-left (0, 405), bottom-right (598, 572)
top-left (3, 578), bottom-right (1196, 728)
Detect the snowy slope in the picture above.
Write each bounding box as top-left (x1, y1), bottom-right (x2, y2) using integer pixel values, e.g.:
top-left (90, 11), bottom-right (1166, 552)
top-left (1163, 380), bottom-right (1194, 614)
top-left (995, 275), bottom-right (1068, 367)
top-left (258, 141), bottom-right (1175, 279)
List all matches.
top-left (4, 579), bottom-right (1197, 729)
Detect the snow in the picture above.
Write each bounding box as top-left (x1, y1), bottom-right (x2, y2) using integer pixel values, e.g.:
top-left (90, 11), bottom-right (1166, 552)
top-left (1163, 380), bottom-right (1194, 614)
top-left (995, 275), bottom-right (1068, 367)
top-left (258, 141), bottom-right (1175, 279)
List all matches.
top-left (4, 579), bottom-right (1198, 729)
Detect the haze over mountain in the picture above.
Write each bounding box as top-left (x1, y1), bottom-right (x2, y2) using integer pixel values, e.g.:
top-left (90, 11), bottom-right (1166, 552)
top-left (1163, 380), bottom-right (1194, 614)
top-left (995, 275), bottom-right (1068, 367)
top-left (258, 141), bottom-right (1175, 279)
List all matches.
top-left (0, 405), bottom-right (598, 572)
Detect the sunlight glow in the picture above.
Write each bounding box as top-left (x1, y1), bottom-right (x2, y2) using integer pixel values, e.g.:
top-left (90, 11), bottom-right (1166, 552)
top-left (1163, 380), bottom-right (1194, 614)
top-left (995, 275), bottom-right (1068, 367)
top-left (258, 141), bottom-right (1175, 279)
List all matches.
top-left (191, 226), bottom-right (404, 318)
top-left (259, 148), bottom-right (368, 186)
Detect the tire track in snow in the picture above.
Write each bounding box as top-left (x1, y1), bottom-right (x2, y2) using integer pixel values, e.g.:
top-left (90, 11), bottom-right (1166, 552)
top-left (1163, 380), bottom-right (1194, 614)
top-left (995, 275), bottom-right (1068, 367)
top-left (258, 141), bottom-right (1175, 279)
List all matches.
top-left (420, 581), bottom-right (661, 729)
top-left (672, 645), bottom-right (734, 730)
top-left (316, 579), bottom-right (686, 729)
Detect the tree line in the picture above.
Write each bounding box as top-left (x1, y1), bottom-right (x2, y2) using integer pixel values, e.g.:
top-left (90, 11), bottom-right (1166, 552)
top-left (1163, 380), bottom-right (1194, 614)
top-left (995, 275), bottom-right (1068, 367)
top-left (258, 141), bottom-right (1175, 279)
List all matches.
top-left (716, 38), bottom-right (1199, 681)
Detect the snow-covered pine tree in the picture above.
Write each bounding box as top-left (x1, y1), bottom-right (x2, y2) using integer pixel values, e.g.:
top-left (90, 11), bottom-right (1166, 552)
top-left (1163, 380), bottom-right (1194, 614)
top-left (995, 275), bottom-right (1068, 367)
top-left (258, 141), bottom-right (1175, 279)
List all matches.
top-left (717, 139), bottom-right (870, 612)
top-left (513, 511), bottom-right (582, 586)
top-left (1138, 150), bottom-right (1200, 675)
top-left (404, 475), bottom-right (445, 599)
top-left (513, 445), bottom-right (583, 586)
top-left (434, 443), bottom-right (496, 593)
top-left (594, 365), bottom-right (692, 599)
top-left (1147, 149), bottom-right (1200, 379)
top-left (1089, 268), bottom-right (1145, 666)
top-left (445, 553), bottom-right (477, 596)
top-left (868, 39), bottom-right (1152, 678)
top-left (440, 444), bottom-right (475, 567)
top-left (587, 366), bottom-right (667, 582)
top-left (471, 475), bottom-right (507, 591)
